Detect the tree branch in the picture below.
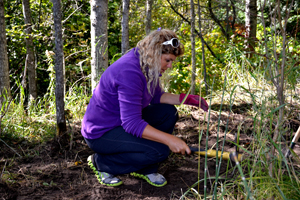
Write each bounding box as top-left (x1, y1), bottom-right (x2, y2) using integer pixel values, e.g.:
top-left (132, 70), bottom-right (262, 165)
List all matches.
top-left (166, 0), bottom-right (225, 65)
top-left (207, 0), bottom-right (229, 40)
top-left (230, 0), bottom-right (236, 32)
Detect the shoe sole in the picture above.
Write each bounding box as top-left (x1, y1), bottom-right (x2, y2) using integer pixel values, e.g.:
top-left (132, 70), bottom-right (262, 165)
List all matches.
top-left (130, 172), bottom-right (167, 187)
top-left (87, 155), bottom-right (123, 187)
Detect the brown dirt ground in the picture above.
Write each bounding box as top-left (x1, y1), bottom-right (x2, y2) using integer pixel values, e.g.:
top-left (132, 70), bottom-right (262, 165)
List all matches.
top-left (1, 105), bottom-right (300, 200)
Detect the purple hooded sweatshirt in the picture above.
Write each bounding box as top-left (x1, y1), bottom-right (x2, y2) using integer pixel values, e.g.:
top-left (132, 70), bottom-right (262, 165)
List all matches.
top-left (81, 48), bottom-right (165, 139)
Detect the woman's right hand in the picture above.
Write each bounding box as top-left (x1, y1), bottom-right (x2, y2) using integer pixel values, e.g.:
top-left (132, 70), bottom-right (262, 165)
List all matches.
top-left (167, 135), bottom-right (191, 155)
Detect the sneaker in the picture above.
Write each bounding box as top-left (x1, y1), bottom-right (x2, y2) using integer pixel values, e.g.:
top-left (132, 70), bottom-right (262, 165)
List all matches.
top-left (87, 155), bottom-right (123, 187)
top-left (130, 172), bottom-right (167, 187)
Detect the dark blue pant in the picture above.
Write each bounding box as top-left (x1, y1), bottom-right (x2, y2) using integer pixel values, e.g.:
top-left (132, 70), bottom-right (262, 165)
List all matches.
top-left (84, 104), bottom-right (178, 175)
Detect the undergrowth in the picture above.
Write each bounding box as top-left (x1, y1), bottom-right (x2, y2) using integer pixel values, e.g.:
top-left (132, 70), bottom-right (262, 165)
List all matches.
top-left (0, 83), bottom-right (90, 145)
top-left (179, 41), bottom-right (300, 199)
top-left (1, 58), bottom-right (299, 199)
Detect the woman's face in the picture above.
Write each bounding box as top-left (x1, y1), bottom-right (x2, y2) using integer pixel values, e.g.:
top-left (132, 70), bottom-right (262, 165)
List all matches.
top-left (160, 54), bottom-right (176, 74)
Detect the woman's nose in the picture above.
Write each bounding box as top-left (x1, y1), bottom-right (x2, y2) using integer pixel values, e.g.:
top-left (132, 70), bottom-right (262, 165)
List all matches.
top-left (167, 62), bottom-right (173, 68)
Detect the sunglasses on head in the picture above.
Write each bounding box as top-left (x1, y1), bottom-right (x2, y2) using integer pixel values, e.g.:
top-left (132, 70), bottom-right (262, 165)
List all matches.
top-left (162, 38), bottom-right (180, 48)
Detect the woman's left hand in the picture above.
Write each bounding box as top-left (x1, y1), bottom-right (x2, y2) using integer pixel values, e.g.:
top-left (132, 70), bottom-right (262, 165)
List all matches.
top-left (179, 93), bottom-right (208, 111)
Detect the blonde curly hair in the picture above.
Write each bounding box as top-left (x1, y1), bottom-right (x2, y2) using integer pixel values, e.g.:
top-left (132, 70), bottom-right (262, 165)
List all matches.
top-left (136, 29), bottom-right (184, 95)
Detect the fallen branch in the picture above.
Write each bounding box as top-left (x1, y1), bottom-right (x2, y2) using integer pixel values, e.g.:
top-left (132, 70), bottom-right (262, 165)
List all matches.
top-left (0, 138), bottom-right (22, 157)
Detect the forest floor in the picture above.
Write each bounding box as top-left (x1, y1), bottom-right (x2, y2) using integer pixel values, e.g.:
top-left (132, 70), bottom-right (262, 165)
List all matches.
top-left (1, 104), bottom-right (300, 200)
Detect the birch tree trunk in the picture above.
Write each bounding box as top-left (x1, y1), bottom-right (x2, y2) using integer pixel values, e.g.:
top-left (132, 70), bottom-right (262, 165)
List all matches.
top-left (22, 0), bottom-right (37, 100)
top-left (121, 0), bottom-right (130, 55)
top-left (245, 0), bottom-right (257, 57)
top-left (190, 0), bottom-right (196, 95)
top-left (145, 0), bottom-right (153, 35)
top-left (90, 0), bottom-right (108, 91)
top-left (52, 0), bottom-right (66, 136)
top-left (0, 0), bottom-right (11, 105)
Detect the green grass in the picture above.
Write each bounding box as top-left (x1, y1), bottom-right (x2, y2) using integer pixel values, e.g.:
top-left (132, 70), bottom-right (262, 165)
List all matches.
top-left (0, 83), bottom-right (89, 145)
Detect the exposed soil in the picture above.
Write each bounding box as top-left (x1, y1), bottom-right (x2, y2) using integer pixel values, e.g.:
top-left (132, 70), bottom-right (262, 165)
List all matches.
top-left (1, 105), bottom-right (300, 200)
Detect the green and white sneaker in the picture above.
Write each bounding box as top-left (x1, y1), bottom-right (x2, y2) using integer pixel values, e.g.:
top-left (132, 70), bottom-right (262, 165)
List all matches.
top-left (87, 155), bottom-right (123, 187)
top-left (130, 172), bottom-right (167, 187)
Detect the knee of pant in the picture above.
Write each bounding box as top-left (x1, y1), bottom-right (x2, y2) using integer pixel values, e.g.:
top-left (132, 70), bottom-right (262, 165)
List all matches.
top-left (160, 145), bottom-right (170, 160)
top-left (164, 104), bottom-right (179, 122)
top-left (145, 144), bottom-right (170, 163)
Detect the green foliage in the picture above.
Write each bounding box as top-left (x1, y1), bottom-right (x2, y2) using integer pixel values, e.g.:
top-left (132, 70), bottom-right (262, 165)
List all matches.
top-left (108, 0), bottom-right (122, 63)
top-left (4, 0), bottom-right (129, 98)
top-left (165, 26), bottom-right (229, 95)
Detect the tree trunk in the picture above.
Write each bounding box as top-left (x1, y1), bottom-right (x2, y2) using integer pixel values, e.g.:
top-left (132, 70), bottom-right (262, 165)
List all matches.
top-left (22, 0), bottom-right (37, 100)
top-left (145, 0), bottom-right (153, 35)
top-left (90, 0), bottom-right (108, 91)
top-left (0, 0), bottom-right (11, 105)
top-left (52, 0), bottom-right (66, 136)
top-left (121, 0), bottom-right (130, 55)
top-left (190, 0), bottom-right (196, 95)
top-left (198, 0), bottom-right (208, 95)
top-left (245, 0), bottom-right (257, 57)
